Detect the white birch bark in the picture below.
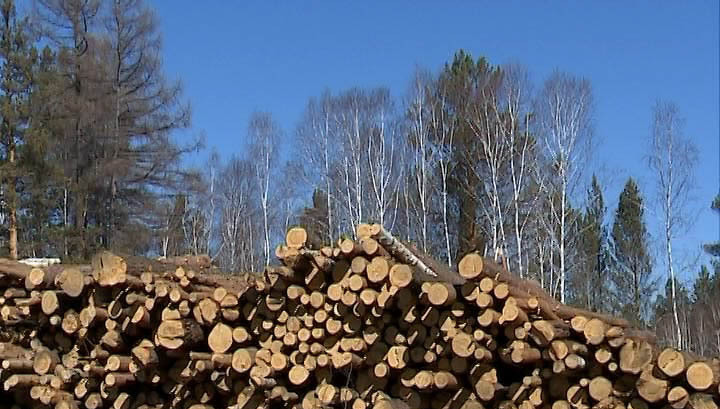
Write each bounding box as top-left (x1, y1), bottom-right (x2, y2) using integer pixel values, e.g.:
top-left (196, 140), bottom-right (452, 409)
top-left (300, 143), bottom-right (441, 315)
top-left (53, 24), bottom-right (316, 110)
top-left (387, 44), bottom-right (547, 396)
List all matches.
top-left (536, 71), bottom-right (594, 303)
top-left (648, 101), bottom-right (698, 349)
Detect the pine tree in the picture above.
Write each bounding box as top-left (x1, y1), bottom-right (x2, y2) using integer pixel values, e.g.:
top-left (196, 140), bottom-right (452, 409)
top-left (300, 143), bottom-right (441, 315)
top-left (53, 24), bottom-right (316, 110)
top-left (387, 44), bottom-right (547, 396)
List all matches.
top-left (610, 178), bottom-right (656, 327)
top-left (439, 50), bottom-right (502, 261)
top-left (704, 194), bottom-right (720, 259)
top-left (692, 264), bottom-right (715, 305)
top-left (0, 0), bottom-right (37, 259)
top-left (571, 175), bottom-right (609, 311)
top-left (297, 189), bottom-right (330, 250)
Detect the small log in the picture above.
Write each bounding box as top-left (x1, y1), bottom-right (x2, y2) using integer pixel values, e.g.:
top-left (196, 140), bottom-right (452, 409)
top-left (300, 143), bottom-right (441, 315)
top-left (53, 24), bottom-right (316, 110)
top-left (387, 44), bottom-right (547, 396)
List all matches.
top-left (459, 253), bottom-right (484, 280)
top-left (41, 291), bottom-right (59, 315)
top-left (588, 376), bottom-right (612, 402)
top-left (366, 257), bottom-right (390, 284)
top-left (688, 393), bottom-right (718, 409)
top-left (619, 338), bottom-right (654, 375)
top-left (426, 282), bottom-right (457, 306)
top-left (582, 318), bottom-right (605, 345)
top-left (286, 227), bottom-right (308, 249)
top-left (657, 348), bottom-right (690, 378)
top-left (156, 319), bottom-right (204, 350)
top-left (208, 323), bottom-right (233, 353)
top-left (33, 349), bottom-right (60, 375)
top-left (636, 366), bottom-right (668, 403)
top-left (232, 348), bottom-right (257, 373)
top-left (687, 361), bottom-right (720, 392)
top-left (55, 268), bottom-right (85, 297)
top-left (434, 371), bottom-right (459, 390)
top-left (667, 386), bottom-right (689, 409)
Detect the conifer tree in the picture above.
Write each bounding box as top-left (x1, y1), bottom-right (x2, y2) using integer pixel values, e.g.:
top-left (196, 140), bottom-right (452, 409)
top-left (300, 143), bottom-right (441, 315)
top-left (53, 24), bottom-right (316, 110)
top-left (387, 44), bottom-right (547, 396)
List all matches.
top-left (571, 175), bottom-right (609, 311)
top-left (704, 194), bottom-right (720, 260)
top-left (0, 0), bottom-right (36, 259)
top-left (610, 178), bottom-right (656, 326)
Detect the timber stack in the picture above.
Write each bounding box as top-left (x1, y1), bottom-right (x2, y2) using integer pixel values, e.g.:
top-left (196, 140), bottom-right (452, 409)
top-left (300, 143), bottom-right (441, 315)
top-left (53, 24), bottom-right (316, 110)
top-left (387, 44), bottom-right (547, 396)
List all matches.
top-left (0, 223), bottom-right (718, 409)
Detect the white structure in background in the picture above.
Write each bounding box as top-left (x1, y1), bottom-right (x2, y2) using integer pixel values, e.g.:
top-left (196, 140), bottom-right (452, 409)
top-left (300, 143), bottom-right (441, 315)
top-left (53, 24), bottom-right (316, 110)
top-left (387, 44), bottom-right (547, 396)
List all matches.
top-left (18, 258), bottom-right (62, 267)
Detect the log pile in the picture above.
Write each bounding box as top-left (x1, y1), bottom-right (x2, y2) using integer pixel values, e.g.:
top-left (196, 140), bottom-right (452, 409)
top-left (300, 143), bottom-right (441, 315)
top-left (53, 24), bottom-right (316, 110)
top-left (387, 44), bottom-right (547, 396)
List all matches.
top-left (0, 223), bottom-right (717, 409)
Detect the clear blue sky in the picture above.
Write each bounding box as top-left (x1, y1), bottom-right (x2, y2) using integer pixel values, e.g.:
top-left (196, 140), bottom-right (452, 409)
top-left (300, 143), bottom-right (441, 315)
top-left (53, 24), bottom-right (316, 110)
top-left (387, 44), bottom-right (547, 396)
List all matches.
top-left (154, 1), bottom-right (719, 279)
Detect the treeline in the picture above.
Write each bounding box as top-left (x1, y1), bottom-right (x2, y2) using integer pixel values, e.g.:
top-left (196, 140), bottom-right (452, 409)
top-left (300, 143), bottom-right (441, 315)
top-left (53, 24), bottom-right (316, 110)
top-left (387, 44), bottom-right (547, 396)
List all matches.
top-left (1, 0), bottom-right (718, 354)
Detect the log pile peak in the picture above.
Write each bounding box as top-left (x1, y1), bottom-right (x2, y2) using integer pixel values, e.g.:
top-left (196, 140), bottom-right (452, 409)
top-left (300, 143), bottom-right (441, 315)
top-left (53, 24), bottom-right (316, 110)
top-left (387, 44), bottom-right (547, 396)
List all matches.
top-left (0, 223), bottom-right (717, 409)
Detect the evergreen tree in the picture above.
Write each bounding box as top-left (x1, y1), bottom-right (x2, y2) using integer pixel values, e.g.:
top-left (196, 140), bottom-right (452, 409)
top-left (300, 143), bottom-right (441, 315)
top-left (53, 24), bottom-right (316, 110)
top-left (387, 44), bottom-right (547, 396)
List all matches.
top-left (654, 277), bottom-right (691, 322)
top-left (704, 194), bottom-right (720, 259)
top-left (297, 189), bottom-right (330, 250)
top-left (571, 175), bottom-right (609, 311)
top-left (439, 50), bottom-right (502, 261)
top-left (692, 264), bottom-right (715, 305)
top-left (0, 0), bottom-right (36, 259)
top-left (22, 45), bottom-right (63, 258)
top-left (610, 178), bottom-right (656, 327)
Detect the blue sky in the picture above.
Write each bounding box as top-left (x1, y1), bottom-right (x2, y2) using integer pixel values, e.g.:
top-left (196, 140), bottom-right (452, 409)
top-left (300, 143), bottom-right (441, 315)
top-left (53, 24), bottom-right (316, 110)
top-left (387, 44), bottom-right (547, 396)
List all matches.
top-left (154, 1), bottom-right (719, 279)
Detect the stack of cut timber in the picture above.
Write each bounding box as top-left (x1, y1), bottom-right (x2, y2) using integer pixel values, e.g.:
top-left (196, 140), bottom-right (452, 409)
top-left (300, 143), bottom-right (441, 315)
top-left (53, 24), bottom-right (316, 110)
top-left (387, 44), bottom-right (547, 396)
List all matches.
top-left (0, 225), bottom-right (718, 409)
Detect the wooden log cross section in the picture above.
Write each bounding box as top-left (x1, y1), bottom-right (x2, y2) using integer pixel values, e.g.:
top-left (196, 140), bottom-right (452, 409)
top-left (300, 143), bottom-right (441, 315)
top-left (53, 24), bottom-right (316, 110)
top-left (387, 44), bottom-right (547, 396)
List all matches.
top-left (0, 222), bottom-right (716, 409)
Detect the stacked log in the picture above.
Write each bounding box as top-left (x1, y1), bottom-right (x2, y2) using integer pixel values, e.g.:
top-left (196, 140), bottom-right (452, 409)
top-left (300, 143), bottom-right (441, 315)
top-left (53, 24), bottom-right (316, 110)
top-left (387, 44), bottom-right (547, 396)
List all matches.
top-left (0, 223), bottom-right (717, 409)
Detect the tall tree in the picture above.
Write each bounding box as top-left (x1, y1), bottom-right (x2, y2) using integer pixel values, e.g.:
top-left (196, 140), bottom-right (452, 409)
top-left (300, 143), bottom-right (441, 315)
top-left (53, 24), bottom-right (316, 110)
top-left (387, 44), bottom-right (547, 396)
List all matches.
top-left (297, 90), bottom-right (337, 243)
top-left (101, 0), bottom-right (193, 249)
top-left (648, 100), bottom-right (698, 349)
top-left (572, 175), bottom-right (609, 311)
top-left (406, 69), bottom-right (435, 253)
top-left (610, 178), bottom-right (655, 326)
top-left (535, 70), bottom-right (594, 303)
top-left (429, 74), bottom-right (458, 266)
top-left (216, 155), bottom-right (258, 272)
top-left (497, 63), bottom-right (536, 278)
top-left (440, 50), bottom-right (502, 260)
top-left (248, 112), bottom-right (280, 266)
top-left (33, 0), bottom-right (103, 259)
top-left (33, 0), bottom-right (195, 259)
top-left (0, 0), bottom-right (36, 258)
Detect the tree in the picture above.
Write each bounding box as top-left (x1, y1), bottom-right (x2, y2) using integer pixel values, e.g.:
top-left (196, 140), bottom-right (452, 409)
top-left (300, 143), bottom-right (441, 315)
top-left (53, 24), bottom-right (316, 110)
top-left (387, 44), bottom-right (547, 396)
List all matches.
top-left (654, 276), bottom-right (692, 349)
top-left (0, 0), bottom-right (36, 258)
top-left (216, 155), bottom-right (259, 272)
top-left (365, 88), bottom-right (401, 229)
top-left (101, 0), bottom-right (194, 249)
top-left (466, 63), bottom-right (508, 260)
top-left (692, 265), bottom-right (715, 305)
top-left (704, 194), bottom-right (720, 259)
top-left (248, 112), bottom-right (280, 266)
top-left (496, 63), bottom-right (536, 277)
top-left (610, 178), bottom-right (656, 326)
top-left (33, 0), bottom-right (195, 260)
top-left (297, 90), bottom-right (338, 243)
top-left (406, 69), bottom-right (435, 253)
top-left (440, 51), bottom-right (502, 260)
top-left (535, 70), bottom-right (594, 303)
top-left (429, 74), bottom-right (459, 266)
top-left (572, 175), bottom-right (609, 312)
top-left (648, 100), bottom-right (698, 349)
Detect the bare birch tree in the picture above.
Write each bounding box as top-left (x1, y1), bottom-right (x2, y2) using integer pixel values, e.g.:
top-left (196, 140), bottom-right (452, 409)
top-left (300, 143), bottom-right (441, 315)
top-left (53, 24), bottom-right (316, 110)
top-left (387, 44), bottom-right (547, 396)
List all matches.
top-left (297, 91), bottom-right (338, 242)
top-left (217, 156), bottom-right (256, 272)
top-left (648, 100), bottom-right (698, 349)
top-left (497, 63), bottom-right (536, 277)
top-left (467, 79), bottom-right (509, 260)
top-left (406, 70), bottom-right (435, 252)
top-left (366, 88), bottom-right (400, 229)
top-left (335, 89), bottom-right (366, 235)
top-left (429, 78), bottom-right (458, 266)
top-left (248, 112), bottom-right (280, 266)
top-left (536, 71), bottom-right (594, 303)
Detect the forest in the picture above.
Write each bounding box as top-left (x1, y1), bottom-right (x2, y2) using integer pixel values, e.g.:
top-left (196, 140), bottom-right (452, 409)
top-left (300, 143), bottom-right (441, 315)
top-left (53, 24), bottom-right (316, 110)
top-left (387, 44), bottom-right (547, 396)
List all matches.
top-left (0, 0), bottom-right (718, 356)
